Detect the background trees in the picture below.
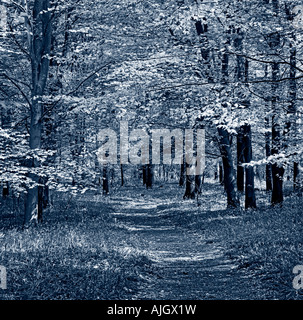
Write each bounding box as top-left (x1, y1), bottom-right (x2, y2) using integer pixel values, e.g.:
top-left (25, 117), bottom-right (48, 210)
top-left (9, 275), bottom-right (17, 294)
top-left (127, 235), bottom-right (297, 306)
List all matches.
top-left (1, 0), bottom-right (303, 225)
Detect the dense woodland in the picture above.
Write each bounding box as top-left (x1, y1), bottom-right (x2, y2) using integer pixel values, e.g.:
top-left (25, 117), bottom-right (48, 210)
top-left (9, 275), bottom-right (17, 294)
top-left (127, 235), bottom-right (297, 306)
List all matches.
top-left (1, 0), bottom-right (303, 226)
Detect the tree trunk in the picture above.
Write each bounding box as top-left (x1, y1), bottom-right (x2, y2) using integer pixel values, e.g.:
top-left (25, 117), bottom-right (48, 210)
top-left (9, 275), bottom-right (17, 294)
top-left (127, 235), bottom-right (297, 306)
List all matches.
top-left (2, 182), bottom-right (9, 199)
top-left (103, 165), bottom-right (109, 195)
top-left (183, 166), bottom-right (195, 200)
top-left (219, 164), bottom-right (224, 185)
top-left (243, 124), bottom-right (256, 209)
top-left (265, 116), bottom-right (272, 191)
top-left (24, 98), bottom-right (43, 225)
top-left (217, 127), bottom-right (239, 208)
top-left (142, 165), bottom-right (147, 186)
top-left (217, 29), bottom-right (239, 209)
top-left (271, 61), bottom-right (284, 206)
top-left (283, 20), bottom-right (298, 191)
top-left (120, 164), bottom-right (124, 186)
top-left (271, 62), bottom-right (284, 205)
top-left (294, 162), bottom-right (299, 191)
top-left (270, 1), bottom-right (284, 205)
top-left (145, 164), bottom-right (153, 189)
top-left (24, 0), bottom-right (52, 226)
top-left (179, 163), bottom-right (186, 186)
top-left (38, 181), bottom-right (43, 223)
top-left (234, 30), bottom-right (245, 193)
top-left (237, 127), bottom-right (245, 193)
top-left (195, 174), bottom-right (203, 194)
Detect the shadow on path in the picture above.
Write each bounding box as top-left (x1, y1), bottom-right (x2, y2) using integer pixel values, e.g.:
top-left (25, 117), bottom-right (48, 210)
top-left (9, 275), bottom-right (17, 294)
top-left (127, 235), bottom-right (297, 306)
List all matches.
top-left (108, 185), bottom-right (261, 300)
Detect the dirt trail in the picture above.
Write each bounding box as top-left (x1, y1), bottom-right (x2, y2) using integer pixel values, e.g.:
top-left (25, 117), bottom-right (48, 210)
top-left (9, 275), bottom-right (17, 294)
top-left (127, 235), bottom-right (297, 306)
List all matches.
top-left (108, 185), bottom-right (259, 300)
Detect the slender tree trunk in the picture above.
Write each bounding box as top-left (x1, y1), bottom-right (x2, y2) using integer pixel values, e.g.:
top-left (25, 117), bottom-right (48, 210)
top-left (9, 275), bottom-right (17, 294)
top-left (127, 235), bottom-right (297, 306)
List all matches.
top-left (103, 165), bottom-right (109, 195)
top-left (179, 140), bottom-right (186, 186)
top-left (38, 181), bottom-right (43, 222)
top-left (120, 164), bottom-right (124, 186)
top-left (145, 164), bottom-right (153, 189)
top-left (179, 163), bottom-right (186, 186)
top-left (294, 162), bottom-right (299, 191)
top-left (217, 29), bottom-right (239, 209)
top-left (142, 165), bottom-right (147, 186)
top-left (265, 116), bottom-right (272, 191)
top-left (237, 127), bottom-right (245, 193)
top-left (195, 174), bottom-right (203, 194)
top-left (193, 18), bottom-right (211, 196)
top-left (271, 61), bottom-right (284, 205)
top-left (284, 28), bottom-right (298, 191)
top-left (183, 166), bottom-right (196, 199)
top-left (243, 125), bottom-right (256, 209)
top-left (24, 97), bottom-right (44, 225)
top-left (2, 182), bottom-right (9, 199)
top-left (219, 164), bottom-right (224, 185)
top-left (24, 0), bottom-right (51, 226)
top-left (269, 0), bottom-right (284, 206)
top-left (194, 123), bottom-right (204, 195)
top-left (217, 127), bottom-right (239, 208)
top-left (234, 30), bottom-right (245, 193)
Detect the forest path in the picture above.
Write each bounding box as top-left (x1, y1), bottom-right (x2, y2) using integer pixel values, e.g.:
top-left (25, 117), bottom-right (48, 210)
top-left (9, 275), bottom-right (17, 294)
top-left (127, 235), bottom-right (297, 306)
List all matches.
top-left (107, 183), bottom-right (257, 300)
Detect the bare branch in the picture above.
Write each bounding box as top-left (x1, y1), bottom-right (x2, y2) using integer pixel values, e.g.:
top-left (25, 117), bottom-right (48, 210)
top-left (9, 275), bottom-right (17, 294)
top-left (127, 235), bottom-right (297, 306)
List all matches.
top-left (2, 73), bottom-right (31, 107)
top-left (67, 62), bottom-right (113, 96)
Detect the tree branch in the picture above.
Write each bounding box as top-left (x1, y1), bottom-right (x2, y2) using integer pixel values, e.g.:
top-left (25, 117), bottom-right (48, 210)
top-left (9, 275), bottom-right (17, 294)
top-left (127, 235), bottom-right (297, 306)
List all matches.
top-left (2, 73), bottom-right (31, 107)
top-left (67, 62), bottom-right (113, 96)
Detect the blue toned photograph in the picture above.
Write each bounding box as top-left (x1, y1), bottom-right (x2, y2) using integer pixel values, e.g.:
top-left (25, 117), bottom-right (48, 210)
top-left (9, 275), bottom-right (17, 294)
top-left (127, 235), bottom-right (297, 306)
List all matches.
top-left (0, 0), bottom-right (303, 302)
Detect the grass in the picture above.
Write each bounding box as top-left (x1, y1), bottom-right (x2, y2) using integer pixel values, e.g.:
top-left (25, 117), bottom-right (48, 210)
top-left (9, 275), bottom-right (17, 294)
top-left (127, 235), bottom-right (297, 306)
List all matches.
top-left (164, 185), bottom-right (303, 300)
top-left (1, 183), bottom-right (303, 300)
top-left (0, 193), bottom-right (153, 300)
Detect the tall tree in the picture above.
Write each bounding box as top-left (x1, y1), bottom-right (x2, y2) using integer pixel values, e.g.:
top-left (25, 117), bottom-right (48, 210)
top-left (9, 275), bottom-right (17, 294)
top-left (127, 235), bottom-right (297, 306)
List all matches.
top-left (24, 0), bottom-right (52, 225)
top-left (217, 27), bottom-right (239, 209)
top-left (270, 0), bottom-right (284, 206)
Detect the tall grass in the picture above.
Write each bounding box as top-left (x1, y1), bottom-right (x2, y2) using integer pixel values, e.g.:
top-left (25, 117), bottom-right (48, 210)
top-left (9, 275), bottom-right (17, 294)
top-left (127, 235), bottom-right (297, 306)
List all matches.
top-left (166, 187), bottom-right (303, 300)
top-left (0, 193), bottom-right (152, 300)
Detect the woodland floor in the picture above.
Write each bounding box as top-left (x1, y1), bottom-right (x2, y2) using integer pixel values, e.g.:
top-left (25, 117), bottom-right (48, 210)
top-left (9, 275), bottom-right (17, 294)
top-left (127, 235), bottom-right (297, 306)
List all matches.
top-left (0, 181), bottom-right (303, 300)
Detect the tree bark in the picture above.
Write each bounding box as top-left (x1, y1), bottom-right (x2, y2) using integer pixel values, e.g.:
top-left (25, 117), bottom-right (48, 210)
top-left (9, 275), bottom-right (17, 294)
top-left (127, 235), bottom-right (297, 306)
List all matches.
top-left (120, 164), bottom-right (124, 186)
top-left (219, 164), bottom-right (224, 185)
top-left (195, 174), bottom-right (203, 194)
top-left (24, 0), bottom-right (52, 226)
top-left (283, 17), bottom-right (298, 191)
top-left (219, 135), bottom-right (238, 206)
top-left (270, 0), bottom-right (284, 206)
top-left (271, 61), bottom-right (284, 205)
top-left (271, 62), bottom-right (284, 205)
top-left (2, 182), bottom-right (9, 199)
top-left (142, 165), bottom-right (147, 186)
top-left (103, 165), bottom-right (109, 195)
top-left (234, 30), bottom-right (245, 193)
top-left (265, 116), bottom-right (272, 191)
top-left (183, 166), bottom-right (196, 200)
top-left (217, 127), bottom-right (239, 208)
top-left (145, 164), bottom-right (153, 189)
top-left (294, 162), bottom-right (299, 191)
top-left (217, 29), bottom-right (239, 209)
top-left (179, 163), bottom-right (186, 186)
top-left (243, 125), bottom-right (256, 209)
top-left (237, 127), bottom-right (245, 193)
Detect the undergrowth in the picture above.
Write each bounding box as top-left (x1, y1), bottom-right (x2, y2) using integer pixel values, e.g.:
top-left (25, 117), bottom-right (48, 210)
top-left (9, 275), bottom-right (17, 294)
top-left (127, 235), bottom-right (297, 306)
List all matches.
top-left (0, 193), bottom-right (153, 300)
top-left (165, 187), bottom-right (303, 300)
